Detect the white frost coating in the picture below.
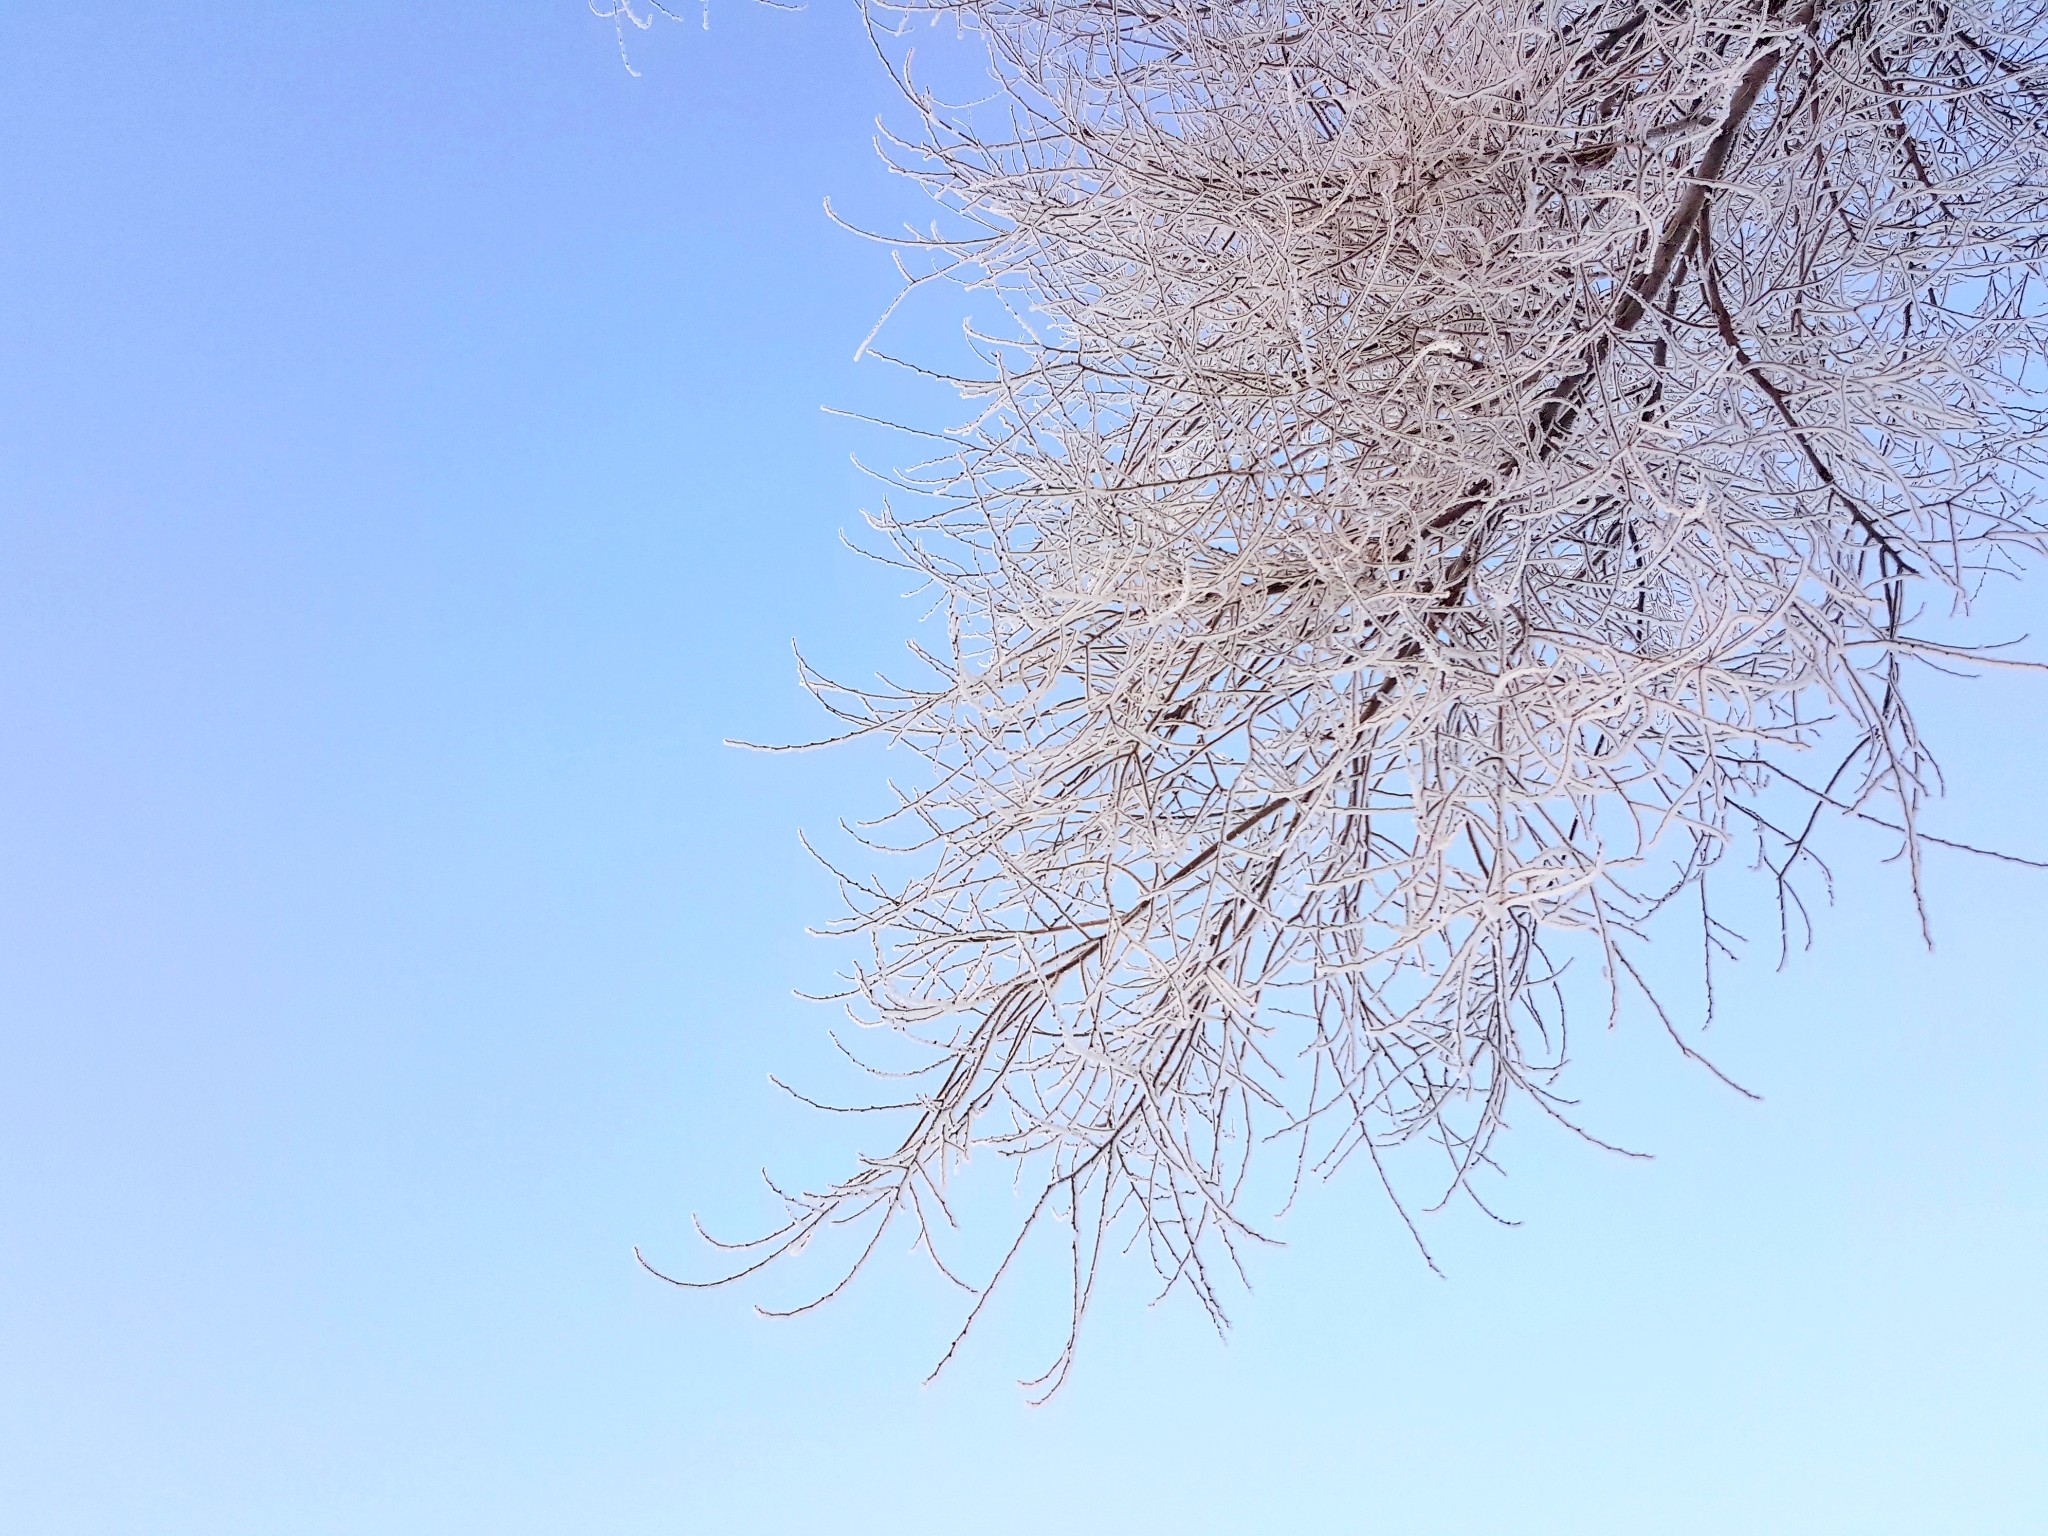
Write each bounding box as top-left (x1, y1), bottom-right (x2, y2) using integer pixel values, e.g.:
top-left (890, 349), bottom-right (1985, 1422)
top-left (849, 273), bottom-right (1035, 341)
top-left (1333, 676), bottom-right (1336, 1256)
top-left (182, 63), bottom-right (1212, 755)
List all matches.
top-left (652, 0), bottom-right (2048, 1396)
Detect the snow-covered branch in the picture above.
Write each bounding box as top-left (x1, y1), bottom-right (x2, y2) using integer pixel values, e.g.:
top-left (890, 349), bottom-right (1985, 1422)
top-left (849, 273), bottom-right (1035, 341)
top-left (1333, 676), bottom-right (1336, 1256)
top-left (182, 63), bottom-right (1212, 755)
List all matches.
top-left (667, 0), bottom-right (2048, 1395)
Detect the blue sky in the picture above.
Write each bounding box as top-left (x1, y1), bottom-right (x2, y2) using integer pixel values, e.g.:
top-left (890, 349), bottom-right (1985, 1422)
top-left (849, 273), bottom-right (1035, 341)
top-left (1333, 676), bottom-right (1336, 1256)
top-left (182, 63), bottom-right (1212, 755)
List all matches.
top-left (0, 5), bottom-right (2042, 1532)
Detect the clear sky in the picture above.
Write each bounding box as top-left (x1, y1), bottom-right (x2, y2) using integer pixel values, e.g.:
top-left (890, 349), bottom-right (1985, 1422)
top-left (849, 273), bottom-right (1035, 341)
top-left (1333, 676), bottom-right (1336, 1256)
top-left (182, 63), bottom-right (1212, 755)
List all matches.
top-left (0, 6), bottom-right (2042, 1533)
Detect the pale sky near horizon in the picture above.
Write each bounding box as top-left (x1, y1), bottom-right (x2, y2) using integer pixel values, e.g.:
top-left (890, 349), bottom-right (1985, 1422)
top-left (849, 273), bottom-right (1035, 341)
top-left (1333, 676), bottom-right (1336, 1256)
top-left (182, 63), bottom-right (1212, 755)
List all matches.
top-left (0, 6), bottom-right (2043, 1533)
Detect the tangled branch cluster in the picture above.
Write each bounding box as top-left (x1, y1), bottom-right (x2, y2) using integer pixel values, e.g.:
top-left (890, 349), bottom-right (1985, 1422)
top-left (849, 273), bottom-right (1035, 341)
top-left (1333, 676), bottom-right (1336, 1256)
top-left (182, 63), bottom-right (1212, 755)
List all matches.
top-left (661, 0), bottom-right (2048, 1394)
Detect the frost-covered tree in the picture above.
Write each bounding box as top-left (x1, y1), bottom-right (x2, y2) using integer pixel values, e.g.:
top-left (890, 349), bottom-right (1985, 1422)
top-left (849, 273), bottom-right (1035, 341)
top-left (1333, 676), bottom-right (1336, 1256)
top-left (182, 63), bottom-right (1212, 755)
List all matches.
top-left (639, 0), bottom-right (2048, 1395)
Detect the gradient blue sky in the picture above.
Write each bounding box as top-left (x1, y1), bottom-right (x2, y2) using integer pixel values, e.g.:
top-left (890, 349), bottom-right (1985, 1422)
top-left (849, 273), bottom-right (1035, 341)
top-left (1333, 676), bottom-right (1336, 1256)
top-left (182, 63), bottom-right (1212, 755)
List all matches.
top-left (0, 6), bottom-right (2042, 1533)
